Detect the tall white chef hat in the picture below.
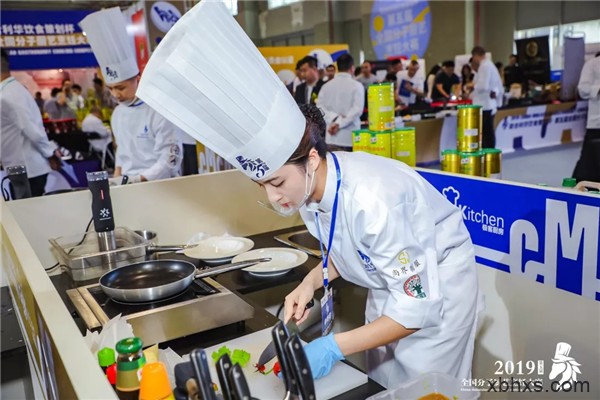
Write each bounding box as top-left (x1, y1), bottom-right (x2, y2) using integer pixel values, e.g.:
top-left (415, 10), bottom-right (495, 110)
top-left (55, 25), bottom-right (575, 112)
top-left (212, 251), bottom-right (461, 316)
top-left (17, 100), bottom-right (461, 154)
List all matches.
top-left (137, 0), bottom-right (305, 180)
top-left (79, 8), bottom-right (139, 85)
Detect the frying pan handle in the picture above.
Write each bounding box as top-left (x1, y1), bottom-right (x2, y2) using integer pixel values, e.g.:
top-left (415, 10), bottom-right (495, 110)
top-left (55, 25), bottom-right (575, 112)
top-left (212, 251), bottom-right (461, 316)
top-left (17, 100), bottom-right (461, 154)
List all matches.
top-left (194, 258), bottom-right (272, 279)
top-left (146, 245), bottom-right (189, 253)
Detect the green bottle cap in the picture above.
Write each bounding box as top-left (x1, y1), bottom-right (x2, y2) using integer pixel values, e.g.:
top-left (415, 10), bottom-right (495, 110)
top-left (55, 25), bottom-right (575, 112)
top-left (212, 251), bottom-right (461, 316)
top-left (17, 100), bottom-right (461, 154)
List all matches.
top-left (562, 178), bottom-right (577, 188)
top-left (457, 104), bottom-right (482, 109)
top-left (98, 347), bottom-right (115, 367)
top-left (116, 337), bottom-right (143, 355)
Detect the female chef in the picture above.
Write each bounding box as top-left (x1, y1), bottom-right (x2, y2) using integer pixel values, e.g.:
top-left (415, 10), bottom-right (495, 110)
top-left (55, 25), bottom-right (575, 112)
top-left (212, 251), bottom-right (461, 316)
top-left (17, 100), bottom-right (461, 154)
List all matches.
top-left (133, 1), bottom-right (480, 390)
top-left (263, 104), bottom-right (481, 389)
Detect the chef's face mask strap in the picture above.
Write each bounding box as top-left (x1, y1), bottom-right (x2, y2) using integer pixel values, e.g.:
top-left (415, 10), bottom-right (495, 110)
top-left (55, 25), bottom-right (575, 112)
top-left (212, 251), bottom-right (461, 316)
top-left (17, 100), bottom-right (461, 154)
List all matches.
top-left (304, 160), bottom-right (315, 200)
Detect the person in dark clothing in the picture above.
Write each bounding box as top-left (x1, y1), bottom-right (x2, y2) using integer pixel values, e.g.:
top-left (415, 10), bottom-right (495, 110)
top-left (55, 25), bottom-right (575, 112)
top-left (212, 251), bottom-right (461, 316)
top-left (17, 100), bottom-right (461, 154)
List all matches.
top-left (294, 56), bottom-right (325, 105)
top-left (287, 59), bottom-right (304, 96)
top-left (461, 64), bottom-right (474, 98)
top-left (572, 53), bottom-right (600, 183)
top-left (425, 64), bottom-right (442, 100)
top-left (431, 60), bottom-right (459, 101)
top-left (503, 54), bottom-right (524, 91)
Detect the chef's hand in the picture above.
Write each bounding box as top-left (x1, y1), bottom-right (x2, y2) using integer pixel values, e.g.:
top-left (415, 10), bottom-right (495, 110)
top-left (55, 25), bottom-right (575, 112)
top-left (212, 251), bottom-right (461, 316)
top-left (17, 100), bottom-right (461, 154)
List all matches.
top-left (303, 333), bottom-right (344, 379)
top-left (284, 280), bottom-right (315, 324)
top-left (47, 149), bottom-right (63, 171)
top-left (328, 123), bottom-right (340, 135)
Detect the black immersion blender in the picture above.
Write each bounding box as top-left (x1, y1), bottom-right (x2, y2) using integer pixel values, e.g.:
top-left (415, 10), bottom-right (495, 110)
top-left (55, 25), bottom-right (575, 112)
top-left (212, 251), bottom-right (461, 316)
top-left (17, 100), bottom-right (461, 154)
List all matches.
top-left (86, 171), bottom-right (117, 266)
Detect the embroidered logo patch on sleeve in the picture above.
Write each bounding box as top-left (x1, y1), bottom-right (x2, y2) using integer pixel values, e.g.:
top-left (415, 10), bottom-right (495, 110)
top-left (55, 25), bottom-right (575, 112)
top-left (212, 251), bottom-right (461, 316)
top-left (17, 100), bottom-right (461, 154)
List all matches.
top-left (404, 274), bottom-right (427, 298)
top-left (357, 250), bottom-right (377, 273)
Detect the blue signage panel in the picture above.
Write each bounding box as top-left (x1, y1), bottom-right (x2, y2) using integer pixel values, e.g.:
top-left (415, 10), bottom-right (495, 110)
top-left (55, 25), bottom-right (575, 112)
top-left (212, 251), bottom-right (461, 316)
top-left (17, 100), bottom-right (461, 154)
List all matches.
top-left (0, 10), bottom-right (97, 70)
top-left (370, 0), bottom-right (431, 59)
top-left (419, 170), bottom-right (600, 302)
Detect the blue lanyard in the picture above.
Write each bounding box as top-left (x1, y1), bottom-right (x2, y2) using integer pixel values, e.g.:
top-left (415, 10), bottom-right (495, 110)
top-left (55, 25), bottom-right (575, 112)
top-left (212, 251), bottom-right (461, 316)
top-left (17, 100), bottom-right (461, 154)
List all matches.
top-left (315, 152), bottom-right (341, 289)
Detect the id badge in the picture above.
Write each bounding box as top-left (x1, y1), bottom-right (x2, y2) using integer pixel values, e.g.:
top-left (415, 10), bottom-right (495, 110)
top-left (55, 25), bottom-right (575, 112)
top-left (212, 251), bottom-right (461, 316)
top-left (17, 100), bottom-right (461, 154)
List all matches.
top-left (320, 287), bottom-right (334, 335)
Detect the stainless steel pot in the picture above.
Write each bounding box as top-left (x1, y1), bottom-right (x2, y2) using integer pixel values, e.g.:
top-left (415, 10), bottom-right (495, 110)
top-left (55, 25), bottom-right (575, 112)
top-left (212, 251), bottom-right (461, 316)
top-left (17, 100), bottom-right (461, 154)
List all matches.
top-left (99, 257), bottom-right (269, 302)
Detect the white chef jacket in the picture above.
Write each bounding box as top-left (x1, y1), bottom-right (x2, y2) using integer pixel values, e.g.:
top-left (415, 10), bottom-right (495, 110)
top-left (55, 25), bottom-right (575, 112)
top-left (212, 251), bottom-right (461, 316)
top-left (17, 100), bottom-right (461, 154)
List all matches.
top-left (316, 73), bottom-right (365, 147)
top-left (82, 113), bottom-right (112, 152)
top-left (578, 56), bottom-right (600, 129)
top-left (299, 152), bottom-right (481, 389)
top-left (111, 99), bottom-right (182, 181)
top-left (0, 77), bottom-right (56, 178)
top-left (472, 58), bottom-right (504, 113)
top-left (396, 70), bottom-right (424, 105)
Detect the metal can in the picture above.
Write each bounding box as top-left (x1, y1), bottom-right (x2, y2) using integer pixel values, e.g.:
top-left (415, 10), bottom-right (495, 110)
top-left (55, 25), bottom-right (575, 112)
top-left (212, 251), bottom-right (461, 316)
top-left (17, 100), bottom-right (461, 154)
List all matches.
top-left (368, 131), bottom-right (392, 158)
top-left (441, 149), bottom-right (461, 173)
top-left (352, 129), bottom-right (371, 153)
top-left (460, 150), bottom-right (484, 176)
top-left (391, 127), bottom-right (416, 166)
top-left (368, 83), bottom-right (395, 132)
top-left (483, 148), bottom-right (502, 179)
top-left (457, 105), bottom-right (482, 153)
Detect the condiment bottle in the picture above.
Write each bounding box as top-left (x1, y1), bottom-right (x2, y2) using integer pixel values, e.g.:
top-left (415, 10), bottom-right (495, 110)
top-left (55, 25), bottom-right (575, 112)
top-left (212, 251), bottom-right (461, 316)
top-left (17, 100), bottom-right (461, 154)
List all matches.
top-left (115, 337), bottom-right (146, 400)
top-left (98, 347), bottom-right (116, 374)
top-left (106, 364), bottom-right (117, 390)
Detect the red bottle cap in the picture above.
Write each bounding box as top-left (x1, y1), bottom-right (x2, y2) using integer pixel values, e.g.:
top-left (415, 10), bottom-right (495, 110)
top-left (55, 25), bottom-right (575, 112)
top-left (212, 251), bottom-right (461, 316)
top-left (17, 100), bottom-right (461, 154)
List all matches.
top-left (106, 364), bottom-right (117, 385)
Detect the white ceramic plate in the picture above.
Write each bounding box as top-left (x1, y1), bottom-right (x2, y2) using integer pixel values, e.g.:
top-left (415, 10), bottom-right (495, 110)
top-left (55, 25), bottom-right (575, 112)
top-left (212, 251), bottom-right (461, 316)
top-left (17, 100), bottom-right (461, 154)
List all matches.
top-left (233, 248), bottom-right (309, 276)
top-left (183, 236), bottom-right (254, 262)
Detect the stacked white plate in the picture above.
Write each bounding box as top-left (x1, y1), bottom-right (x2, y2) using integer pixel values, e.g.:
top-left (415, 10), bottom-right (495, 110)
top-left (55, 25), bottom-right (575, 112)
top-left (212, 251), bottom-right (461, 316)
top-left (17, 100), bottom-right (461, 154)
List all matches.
top-left (232, 247), bottom-right (308, 277)
top-left (183, 236), bottom-right (254, 265)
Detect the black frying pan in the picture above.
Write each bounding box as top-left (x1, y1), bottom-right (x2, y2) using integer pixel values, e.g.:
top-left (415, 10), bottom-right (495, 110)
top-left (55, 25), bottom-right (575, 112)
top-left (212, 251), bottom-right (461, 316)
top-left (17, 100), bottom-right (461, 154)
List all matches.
top-left (99, 258), bottom-right (269, 302)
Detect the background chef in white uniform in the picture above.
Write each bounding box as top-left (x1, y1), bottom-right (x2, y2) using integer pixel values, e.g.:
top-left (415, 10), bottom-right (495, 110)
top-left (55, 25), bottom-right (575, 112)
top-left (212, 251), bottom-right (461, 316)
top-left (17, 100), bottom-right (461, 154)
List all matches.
top-left (136, 0), bottom-right (481, 390)
top-left (471, 46), bottom-right (504, 149)
top-left (80, 8), bottom-right (181, 184)
top-left (1, 49), bottom-right (62, 197)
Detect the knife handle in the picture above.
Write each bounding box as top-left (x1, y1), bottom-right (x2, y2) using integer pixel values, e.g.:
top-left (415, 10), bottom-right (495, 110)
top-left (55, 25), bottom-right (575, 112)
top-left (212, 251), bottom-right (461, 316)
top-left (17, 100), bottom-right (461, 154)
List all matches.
top-left (190, 348), bottom-right (217, 400)
top-left (174, 362), bottom-right (195, 393)
top-left (216, 354), bottom-right (234, 400)
top-left (285, 335), bottom-right (316, 400)
top-left (271, 321), bottom-right (300, 396)
top-left (228, 363), bottom-right (252, 400)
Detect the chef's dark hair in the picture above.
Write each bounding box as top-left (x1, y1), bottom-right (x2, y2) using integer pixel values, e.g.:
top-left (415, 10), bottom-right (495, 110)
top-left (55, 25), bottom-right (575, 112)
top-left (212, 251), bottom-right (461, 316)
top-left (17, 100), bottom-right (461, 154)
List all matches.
top-left (1, 48), bottom-right (9, 71)
top-left (286, 104), bottom-right (328, 166)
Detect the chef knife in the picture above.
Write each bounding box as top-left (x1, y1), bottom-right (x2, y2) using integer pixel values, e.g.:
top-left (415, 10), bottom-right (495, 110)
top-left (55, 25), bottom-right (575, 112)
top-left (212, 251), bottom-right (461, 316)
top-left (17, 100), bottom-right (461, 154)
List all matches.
top-left (228, 363), bottom-right (252, 400)
top-left (257, 299), bottom-right (315, 367)
top-left (174, 362), bottom-right (195, 400)
top-left (190, 348), bottom-right (217, 400)
top-left (215, 353), bottom-right (234, 400)
top-left (270, 320), bottom-right (300, 399)
top-left (285, 334), bottom-right (316, 400)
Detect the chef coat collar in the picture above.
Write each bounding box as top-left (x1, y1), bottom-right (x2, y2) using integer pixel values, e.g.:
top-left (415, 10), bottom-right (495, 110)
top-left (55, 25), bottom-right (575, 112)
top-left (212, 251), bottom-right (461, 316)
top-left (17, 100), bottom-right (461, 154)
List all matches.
top-left (128, 98), bottom-right (145, 107)
top-left (306, 152), bottom-right (338, 214)
top-left (0, 77), bottom-right (16, 90)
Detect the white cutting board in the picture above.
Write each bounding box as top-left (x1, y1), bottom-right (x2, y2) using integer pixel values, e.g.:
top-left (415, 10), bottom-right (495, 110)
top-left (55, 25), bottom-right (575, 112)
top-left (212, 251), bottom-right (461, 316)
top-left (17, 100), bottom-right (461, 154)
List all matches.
top-left (199, 327), bottom-right (368, 399)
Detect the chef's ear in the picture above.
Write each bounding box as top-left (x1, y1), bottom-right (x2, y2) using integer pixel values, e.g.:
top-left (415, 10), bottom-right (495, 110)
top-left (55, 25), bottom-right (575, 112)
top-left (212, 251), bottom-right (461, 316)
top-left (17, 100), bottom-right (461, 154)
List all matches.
top-left (307, 148), bottom-right (320, 172)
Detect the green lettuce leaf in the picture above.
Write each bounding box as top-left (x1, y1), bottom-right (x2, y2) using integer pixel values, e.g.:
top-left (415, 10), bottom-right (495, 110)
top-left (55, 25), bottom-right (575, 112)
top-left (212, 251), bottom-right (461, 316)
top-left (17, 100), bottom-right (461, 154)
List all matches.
top-left (211, 345), bottom-right (231, 363)
top-left (231, 349), bottom-right (251, 367)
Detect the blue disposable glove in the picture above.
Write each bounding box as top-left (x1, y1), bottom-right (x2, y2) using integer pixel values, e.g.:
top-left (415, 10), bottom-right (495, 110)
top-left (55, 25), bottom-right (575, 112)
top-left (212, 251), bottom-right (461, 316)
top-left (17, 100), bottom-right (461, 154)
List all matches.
top-left (303, 333), bottom-right (345, 379)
